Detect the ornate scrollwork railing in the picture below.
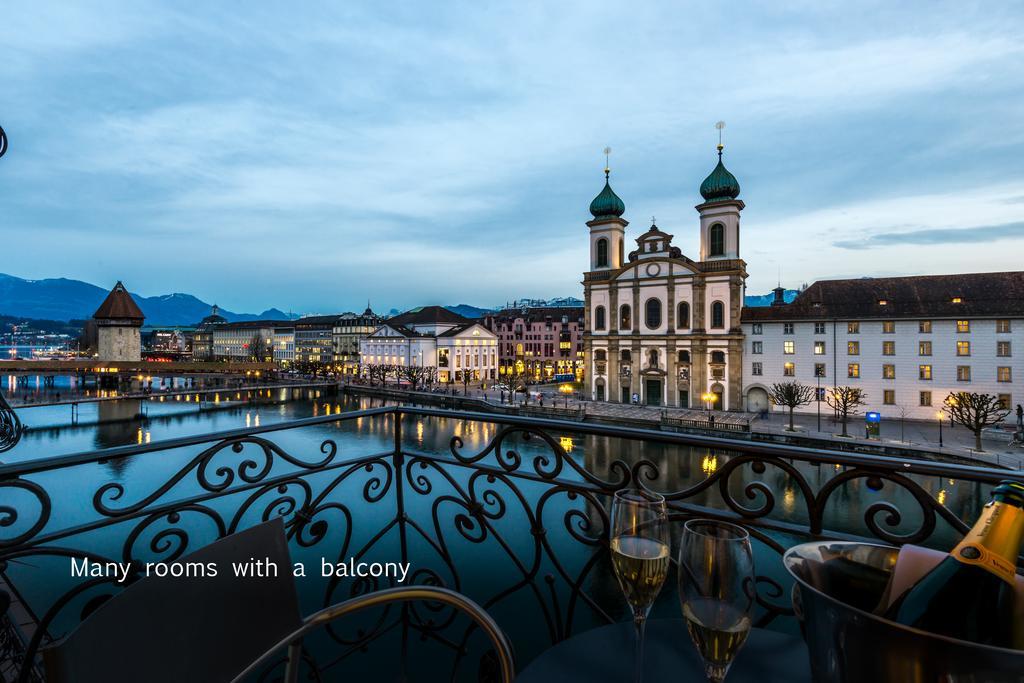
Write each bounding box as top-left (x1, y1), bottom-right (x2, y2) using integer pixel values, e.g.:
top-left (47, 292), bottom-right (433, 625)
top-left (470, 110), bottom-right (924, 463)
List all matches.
top-left (0, 405), bottom-right (1018, 681)
top-left (0, 392), bottom-right (26, 454)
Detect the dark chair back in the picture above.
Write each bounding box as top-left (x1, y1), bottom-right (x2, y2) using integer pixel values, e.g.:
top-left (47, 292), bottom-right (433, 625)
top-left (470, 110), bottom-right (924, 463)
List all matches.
top-left (43, 518), bottom-right (302, 683)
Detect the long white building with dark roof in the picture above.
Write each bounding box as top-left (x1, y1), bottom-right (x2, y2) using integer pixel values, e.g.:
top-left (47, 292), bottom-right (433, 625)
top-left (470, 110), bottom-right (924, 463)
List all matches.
top-left (741, 272), bottom-right (1024, 420)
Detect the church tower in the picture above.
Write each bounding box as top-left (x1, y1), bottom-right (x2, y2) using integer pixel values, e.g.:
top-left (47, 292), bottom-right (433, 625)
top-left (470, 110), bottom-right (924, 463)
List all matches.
top-left (697, 135), bottom-right (744, 262)
top-left (587, 151), bottom-right (628, 271)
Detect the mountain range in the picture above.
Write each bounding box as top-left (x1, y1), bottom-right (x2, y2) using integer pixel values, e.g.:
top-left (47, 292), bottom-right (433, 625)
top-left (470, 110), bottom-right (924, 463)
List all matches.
top-left (0, 273), bottom-right (293, 326)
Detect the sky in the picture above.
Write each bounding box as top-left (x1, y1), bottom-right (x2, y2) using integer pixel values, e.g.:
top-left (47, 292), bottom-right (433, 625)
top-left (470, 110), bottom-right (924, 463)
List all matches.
top-left (1, 2), bottom-right (1023, 315)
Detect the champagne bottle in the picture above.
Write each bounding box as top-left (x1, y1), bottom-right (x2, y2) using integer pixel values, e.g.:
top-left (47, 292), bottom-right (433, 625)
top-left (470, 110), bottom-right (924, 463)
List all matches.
top-left (884, 480), bottom-right (1024, 648)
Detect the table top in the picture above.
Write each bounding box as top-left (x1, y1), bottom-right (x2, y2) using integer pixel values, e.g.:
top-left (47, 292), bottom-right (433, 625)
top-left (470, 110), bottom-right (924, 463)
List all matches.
top-left (516, 618), bottom-right (811, 682)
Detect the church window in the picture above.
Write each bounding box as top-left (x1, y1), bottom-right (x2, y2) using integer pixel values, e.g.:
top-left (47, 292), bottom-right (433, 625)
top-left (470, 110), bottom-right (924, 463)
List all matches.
top-left (596, 238), bottom-right (609, 268)
top-left (677, 302), bottom-right (690, 329)
top-left (620, 304), bottom-right (631, 330)
top-left (594, 306), bottom-right (606, 331)
top-left (709, 224), bottom-right (725, 256)
top-left (710, 301), bottom-right (725, 329)
top-left (645, 298), bottom-right (662, 329)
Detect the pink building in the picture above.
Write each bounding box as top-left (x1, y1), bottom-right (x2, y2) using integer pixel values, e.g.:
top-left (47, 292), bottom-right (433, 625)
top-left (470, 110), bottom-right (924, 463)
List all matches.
top-left (483, 306), bottom-right (585, 382)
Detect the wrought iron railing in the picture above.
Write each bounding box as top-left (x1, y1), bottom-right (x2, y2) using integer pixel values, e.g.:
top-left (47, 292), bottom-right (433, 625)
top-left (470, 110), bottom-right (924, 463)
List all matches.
top-left (0, 406), bottom-right (1019, 681)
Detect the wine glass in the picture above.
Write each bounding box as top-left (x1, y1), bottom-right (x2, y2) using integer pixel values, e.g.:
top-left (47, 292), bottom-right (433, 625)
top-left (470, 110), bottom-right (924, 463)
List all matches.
top-left (610, 488), bottom-right (670, 683)
top-left (678, 519), bottom-right (755, 683)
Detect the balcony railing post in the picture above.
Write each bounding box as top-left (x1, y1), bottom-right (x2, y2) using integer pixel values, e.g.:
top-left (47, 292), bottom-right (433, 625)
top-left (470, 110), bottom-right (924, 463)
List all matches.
top-left (391, 409), bottom-right (411, 679)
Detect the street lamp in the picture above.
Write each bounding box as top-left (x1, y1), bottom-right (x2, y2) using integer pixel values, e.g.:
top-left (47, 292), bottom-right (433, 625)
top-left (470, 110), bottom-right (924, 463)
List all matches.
top-left (701, 391), bottom-right (717, 415)
top-left (559, 382), bottom-right (573, 408)
top-left (937, 410), bottom-right (944, 447)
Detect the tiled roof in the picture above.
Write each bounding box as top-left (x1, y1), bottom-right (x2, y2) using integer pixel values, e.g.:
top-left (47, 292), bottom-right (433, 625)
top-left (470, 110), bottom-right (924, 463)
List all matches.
top-left (92, 282), bottom-right (145, 321)
top-left (742, 271), bottom-right (1024, 322)
top-left (387, 306), bottom-right (471, 326)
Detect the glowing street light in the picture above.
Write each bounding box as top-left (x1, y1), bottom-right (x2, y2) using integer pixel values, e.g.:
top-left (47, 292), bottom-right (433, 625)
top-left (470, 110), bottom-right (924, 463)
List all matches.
top-left (701, 391), bottom-right (718, 414)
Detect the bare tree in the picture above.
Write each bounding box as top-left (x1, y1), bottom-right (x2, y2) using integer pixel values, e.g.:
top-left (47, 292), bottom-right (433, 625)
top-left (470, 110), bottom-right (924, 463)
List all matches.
top-left (366, 363), bottom-right (392, 387)
top-left (247, 334), bottom-right (268, 362)
top-left (398, 364), bottom-right (432, 392)
top-left (768, 381), bottom-right (815, 431)
top-left (825, 386), bottom-right (866, 437)
top-left (502, 364), bottom-right (528, 404)
top-left (944, 391), bottom-right (1011, 452)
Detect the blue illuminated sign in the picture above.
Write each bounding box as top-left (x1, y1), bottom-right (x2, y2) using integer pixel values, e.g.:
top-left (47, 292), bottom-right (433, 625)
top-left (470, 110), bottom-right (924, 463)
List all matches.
top-left (866, 412), bottom-right (881, 423)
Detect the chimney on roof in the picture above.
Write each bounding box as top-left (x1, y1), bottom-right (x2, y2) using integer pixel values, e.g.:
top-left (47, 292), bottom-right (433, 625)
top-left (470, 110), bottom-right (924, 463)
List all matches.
top-left (771, 286), bottom-right (787, 306)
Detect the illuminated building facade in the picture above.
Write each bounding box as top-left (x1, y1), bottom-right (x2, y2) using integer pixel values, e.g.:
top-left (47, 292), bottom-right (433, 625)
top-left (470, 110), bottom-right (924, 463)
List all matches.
top-left (483, 306), bottom-right (585, 382)
top-left (360, 306), bottom-right (498, 383)
top-left (742, 273), bottom-right (1024, 420)
top-left (332, 307), bottom-right (383, 374)
top-left (583, 146), bottom-right (747, 408)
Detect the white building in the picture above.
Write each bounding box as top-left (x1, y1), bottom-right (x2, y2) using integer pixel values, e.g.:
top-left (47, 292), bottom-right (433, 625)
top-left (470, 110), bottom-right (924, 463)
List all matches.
top-left (583, 146), bottom-right (747, 408)
top-left (360, 306), bottom-right (498, 383)
top-left (741, 273), bottom-right (1023, 421)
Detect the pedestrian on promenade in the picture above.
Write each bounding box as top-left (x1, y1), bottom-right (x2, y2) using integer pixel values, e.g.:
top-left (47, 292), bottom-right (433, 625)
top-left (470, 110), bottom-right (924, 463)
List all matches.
top-left (1017, 404), bottom-right (1023, 429)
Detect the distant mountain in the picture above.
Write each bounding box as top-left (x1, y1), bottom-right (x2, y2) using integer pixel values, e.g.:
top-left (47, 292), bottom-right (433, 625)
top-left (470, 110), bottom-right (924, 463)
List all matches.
top-left (444, 304), bottom-right (495, 319)
top-left (744, 289), bottom-right (800, 307)
top-left (0, 273), bottom-right (296, 326)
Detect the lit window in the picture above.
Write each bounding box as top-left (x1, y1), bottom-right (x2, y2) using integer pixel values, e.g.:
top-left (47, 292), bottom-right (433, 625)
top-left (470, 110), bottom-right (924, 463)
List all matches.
top-left (814, 341), bottom-right (826, 355)
top-left (919, 391), bottom-right (932, 407)
top-left (882, 321), bottom-right (895, 333)
top-left (751, 362), bottom-right (762, 376)
top-left (996, 319), bottom-right (1011, 333)
top-left (957, 366), bottom-right (971, 382)
top-left (878, 299), bottom-right (888, 306)
top-left (882, 341), bottom-right (895, 356)
top-left (848, 363), bottom-right (860, 378)
top-left (951, 297), bottom-right (962, 303)
top-left (956, 320), bottom-right (970, 333)
top-left (997, 341), bottom-right (1011, 357)
top-left (919, 365), bottom-right (932, 380)
top-left (883, 390), bottom-right (895, 405)
top-left (956, 341), bottom-right (970, 356)
top-left (998, 367), bottom-right (1012, 383)
top-left (783, 362), bottom-right (795, 377)
top-left (847, 322), bottom-right (860, 334)
top-left (883, 364), bottom-right (895, 379)
top-left (848, 341), bottom-right (860, 355)
top-left (783, 341), bottom-right (795, 355)
top-left (919, 341), bottom-right (932, 356)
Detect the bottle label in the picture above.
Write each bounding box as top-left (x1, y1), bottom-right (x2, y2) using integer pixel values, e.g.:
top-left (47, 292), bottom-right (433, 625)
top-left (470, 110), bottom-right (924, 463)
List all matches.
top-left (951, 502), bottom-right (1023, 585)
top-left (950, 540), bottom-right (1018, 584)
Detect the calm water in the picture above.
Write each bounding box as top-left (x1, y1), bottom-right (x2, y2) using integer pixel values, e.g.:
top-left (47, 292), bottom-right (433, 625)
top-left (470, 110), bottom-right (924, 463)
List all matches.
top-left (2, 391), bottom-right (991, 680)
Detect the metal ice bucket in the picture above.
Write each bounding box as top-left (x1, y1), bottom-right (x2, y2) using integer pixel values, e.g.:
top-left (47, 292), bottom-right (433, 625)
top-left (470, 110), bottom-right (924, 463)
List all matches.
top-left (783, 541), bottom-right (1024, 683)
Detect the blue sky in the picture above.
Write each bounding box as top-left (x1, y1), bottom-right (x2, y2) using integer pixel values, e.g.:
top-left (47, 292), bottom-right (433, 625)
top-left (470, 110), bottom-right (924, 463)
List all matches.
top-left (1, 1), bottom-right (1022, 314)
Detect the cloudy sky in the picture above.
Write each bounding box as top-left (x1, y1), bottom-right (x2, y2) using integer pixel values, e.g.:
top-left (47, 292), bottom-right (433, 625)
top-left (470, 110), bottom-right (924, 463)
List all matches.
top-left (2, 2), bottom-right (1022, 314)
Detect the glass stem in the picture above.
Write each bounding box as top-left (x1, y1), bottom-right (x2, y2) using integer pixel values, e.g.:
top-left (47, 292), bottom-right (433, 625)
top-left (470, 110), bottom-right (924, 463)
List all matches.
top-left (633, 609), bottom-right (647, 683)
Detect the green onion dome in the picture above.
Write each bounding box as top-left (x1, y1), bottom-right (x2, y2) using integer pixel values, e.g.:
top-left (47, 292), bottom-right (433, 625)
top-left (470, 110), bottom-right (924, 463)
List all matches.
top-left (589, 170), bottom-right (626, 219)
top-left (699, 146), bottom-right (740, 202)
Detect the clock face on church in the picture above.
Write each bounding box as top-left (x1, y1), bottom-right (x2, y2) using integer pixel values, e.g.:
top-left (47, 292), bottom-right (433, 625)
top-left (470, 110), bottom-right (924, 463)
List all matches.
top-left (645, 263), bottom-right (661, 277)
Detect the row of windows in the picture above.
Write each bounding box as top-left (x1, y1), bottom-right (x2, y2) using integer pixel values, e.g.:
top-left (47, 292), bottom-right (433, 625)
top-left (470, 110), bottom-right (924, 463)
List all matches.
top-left (754, 339), bottom-right (1011, 357)
top-left (752, 361), bottom-right (1013, 383)
top-left (752, 320), bottom-right (1013, 335)
top-left (594, 349), bottom-right (724, 363)
top-left (595, 301), bottom-right (725, 331)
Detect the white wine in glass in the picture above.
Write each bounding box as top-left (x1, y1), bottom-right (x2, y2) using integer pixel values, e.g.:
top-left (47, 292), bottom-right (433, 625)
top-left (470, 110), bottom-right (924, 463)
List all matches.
top-left (610, 489), bottom-right (670, 683)
top-left (678, 519), bottom-right (755, 683)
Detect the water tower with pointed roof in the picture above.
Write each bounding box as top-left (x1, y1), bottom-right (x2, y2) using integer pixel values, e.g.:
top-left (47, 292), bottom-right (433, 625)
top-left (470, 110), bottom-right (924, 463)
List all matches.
top-left (92, 281), bottom-right (145, 362)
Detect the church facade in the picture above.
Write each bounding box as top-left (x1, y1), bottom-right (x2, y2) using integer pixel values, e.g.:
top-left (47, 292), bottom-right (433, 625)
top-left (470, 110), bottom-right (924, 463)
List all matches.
top-left (583, 146), bottom-right (747, 409)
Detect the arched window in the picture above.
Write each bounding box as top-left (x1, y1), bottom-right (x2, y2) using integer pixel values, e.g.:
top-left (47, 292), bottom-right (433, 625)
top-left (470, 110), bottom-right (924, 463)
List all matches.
top-left (645, 298), bottom-right (662, 329)
top-left (677, 302), bottom-right (690, 329)
top-left (711, 301), bottom-right (725, 329)
top-left (621, 349), bottom-right (631, 362)
top-left (709, 224), bottom-right (725, 257)
top-left (678, 350), bottom-right (690, 363)
top-left (648, 349), bottom-right (659, 368)
top-left (619, 304), bottom-right (631, 331)
top-left (711, 350), bottom-right (726, 363)
top-left (594, 306), bottom-right (606, 330)
top-left (596, 238), bottom-right (609, 268)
